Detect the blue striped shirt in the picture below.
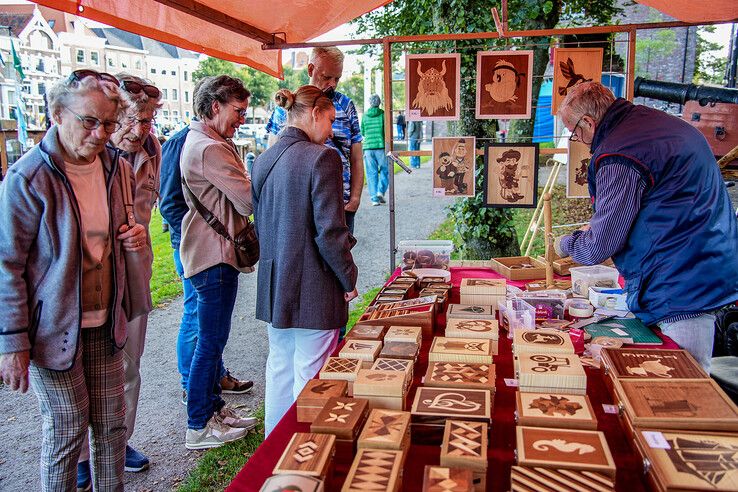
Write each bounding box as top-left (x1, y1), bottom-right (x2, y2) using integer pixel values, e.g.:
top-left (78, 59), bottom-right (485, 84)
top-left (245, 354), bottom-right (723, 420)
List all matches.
top-left (265, 91), bottom-right (363, 202)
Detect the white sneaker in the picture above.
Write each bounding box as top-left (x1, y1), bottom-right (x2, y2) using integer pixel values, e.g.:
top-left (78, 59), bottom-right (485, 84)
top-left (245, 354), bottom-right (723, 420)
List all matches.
top-left (215, 406), bottom-right (258, 430)
top-left (185, 418), bottom-right (248, 450)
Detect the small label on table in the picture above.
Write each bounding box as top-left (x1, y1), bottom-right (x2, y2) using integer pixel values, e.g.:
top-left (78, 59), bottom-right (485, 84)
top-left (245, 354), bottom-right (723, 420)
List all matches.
top-left (642, 431), bottom-right (671, 449)
top-left (610, 328), bottom-right (628, 336)
top-left (504, 378), bottom-right (519, 387)
top-left (602, 404), bottom-right (618, 414)
top-left (433, 188), bottom-right (446, 197)
top-left (409, 109), bottom-right (421, 118)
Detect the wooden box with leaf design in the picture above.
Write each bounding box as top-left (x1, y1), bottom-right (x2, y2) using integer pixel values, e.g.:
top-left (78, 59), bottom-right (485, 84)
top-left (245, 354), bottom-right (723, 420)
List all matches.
top-left (353, 369), bottom-right (408, 411)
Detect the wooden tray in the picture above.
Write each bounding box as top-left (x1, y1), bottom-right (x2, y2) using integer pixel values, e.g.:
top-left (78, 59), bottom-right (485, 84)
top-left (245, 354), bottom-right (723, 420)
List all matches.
top-left (259, 474), bottom-right (325, 492)
top-left (342, 449), bottom-right (404, 492)
top-left (445, 318), bottom-right (499, 341)
top-left (424, 362), bottom-right (495, 392)
top-left (601, 348), bottom-right (707, 380)
top-left (422, 465), bottom-right (474, 492)
top-left (510, 466), bottom-right (614, 491)
top-left (296, 379), bottom-right (348, 423)
top-left (513, 329), bottom-right (575, 355)
top-left (273, 432), bottom-right (335, 479)
top-left (429, 337), bottom-right (494, 364)
top-left (447, 304), bottom-right (495, 320)
top-left (346, 324), bottom-right (386, 341)
top-left (440, 420), bottom-right (489, 472)
top-left (353, 369), bottom-right (407, 398)
top-left (411, 387), bottom-right (492, 424)
top-left (515, 391), bottom-right (597, 430)
top-left (384, 325), bottom-right (422, 344)
top-left (515, 426), bottom-right (616, 478)
top-left (517, 352), bottom-right (587, 395)
top-left (490, 256), bottom-right (547, 281)
top-left (613, 378), bottom-right (738, 431)
top-left (357, 409), bottom-right (411, 451)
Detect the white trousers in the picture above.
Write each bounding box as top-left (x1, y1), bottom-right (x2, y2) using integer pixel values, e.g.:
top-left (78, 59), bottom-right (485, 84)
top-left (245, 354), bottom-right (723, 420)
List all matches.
top-left (658, 312), bottom-right (716, 373)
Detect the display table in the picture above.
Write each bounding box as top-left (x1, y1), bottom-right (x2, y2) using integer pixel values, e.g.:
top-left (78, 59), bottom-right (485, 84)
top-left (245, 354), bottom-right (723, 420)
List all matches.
top-left (227, 267), bottom-right (678, 492)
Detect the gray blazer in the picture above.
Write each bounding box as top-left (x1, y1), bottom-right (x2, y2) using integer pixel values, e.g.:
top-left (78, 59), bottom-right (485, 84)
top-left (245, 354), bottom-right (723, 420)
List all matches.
top-left (252, 126), bottom-right (357, 330)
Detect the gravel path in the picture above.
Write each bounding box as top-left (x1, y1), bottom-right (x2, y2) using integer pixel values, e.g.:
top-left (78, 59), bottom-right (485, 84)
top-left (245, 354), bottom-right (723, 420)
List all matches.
top-left (0, 162), bottom-right (448, 492)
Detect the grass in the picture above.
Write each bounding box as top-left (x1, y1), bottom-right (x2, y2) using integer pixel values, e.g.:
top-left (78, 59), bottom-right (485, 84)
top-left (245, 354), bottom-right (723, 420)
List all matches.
top-left (148, 210), bottom-right (183, 306)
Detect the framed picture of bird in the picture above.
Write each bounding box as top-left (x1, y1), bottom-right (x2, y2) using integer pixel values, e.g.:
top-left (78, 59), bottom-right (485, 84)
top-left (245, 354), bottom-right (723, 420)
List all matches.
top-left (406, 53), bottom-right (461, 121)
top-left (484, 143), bottom-right (539, 208)
top-left (475, 50), bottom-right (534, 120)
top-left (567, 140), bottom-right (591, 198)
top-left (432, 136), bottom-right (477, 197)
top-left (551, 47), bottom-right (604, 115)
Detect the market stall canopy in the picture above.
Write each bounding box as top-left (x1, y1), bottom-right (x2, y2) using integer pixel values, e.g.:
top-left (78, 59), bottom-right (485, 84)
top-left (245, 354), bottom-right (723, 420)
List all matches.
top-left (30, 0), bottom-right (391, 78)
top-left (635, 0), bottom-right (738, 23)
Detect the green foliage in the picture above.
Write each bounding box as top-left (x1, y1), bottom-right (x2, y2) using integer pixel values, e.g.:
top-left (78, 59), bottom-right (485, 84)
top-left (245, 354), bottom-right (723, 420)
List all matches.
top-left (279, 65), bottom-right (309, 91)
top-left (338, 72), bottom-right (365, 113)
top-left (192, 57), bottom-right (279, 109)
top-left (694, 26), bottom-right (728, 85)
top-left (149, 210), bottom-right (182, 306)
top-left (635, 29), bottom-right (678, 79)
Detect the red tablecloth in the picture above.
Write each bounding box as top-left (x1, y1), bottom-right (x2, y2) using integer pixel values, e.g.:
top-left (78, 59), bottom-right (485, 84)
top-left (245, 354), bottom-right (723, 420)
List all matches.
top-left (227, 267), bottom-right (678, 492)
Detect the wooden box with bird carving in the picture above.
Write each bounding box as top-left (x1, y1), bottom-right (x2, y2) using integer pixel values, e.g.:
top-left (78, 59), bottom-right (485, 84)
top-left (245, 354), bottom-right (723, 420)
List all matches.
top-left (296, 379), bottom-right (348, 423)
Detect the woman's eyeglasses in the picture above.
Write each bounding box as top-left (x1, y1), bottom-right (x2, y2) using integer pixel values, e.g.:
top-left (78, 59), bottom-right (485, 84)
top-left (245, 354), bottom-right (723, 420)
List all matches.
top-left (67, 69), bottom-right (119, 86)
top-left (228, 102), bottom-right (248, 118)
top-left (121, 80), bottom-right (161, 99)
top-left (64, 106), bottom-right (121, 133)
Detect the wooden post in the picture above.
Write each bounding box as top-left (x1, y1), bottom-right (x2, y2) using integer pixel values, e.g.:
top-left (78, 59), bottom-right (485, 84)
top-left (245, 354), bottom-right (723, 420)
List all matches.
top-left (626, 28), bottom-right (637, 101)
top-left (384, 39), bottom-right (396, 273)
top-left (543, 192), bottom-right (554, 288)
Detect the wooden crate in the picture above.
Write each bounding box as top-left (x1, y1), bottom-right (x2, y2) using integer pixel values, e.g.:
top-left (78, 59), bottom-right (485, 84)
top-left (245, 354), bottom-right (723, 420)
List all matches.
top-left (424, 362), bottom-right (495, 392)
top-left (422, 465), bottom-right (474, 492)
top-left (384, 325), bottom-right (422, 344)
top-left (447, 304), bottom-right (495, 320)
top-left (345, 324), bottom-right (386, 341)
top-left (429, 337), bottom-right (494, 364)
top-left (490, 256), bottom-right (547, 281)
top-left (296, 379), bottom-right (348, 423)
top-left (259, 474), bottom-right (324, 492)
top-left (516, 352), bottom-right (587, 395)
top-left (357, 409), bottom-right (411, 451)
top-left (273, 432), bottom-right (335, 479)
top-left (510, 466), bottom-right (614, 492)
top-left (445, 318), bottom-right (499, 341)
top-left (411, 387), bottom-right (492, 425)
top-left (342, 449), bottom-right (404, 492)
top-left (513, 328), bottom-right (575, 355)
top-left (515, 391), bottom-right (597, 430)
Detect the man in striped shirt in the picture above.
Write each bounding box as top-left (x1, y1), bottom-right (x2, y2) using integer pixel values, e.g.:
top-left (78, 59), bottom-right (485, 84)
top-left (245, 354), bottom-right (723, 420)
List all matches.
top-left (554, 81), bottom-right (738, 372)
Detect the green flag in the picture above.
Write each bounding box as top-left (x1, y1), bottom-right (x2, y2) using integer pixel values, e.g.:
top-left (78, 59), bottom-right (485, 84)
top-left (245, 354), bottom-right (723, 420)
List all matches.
top-left (11, 41), bottom-right (24, 80)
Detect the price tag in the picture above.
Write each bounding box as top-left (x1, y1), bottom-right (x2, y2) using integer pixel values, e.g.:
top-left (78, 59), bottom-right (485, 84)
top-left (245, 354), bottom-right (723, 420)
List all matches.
top-left (642, 431), bottom-right (671, 449)
top-left (504, 378), bottom-right (519, 387)
top-left (420, 376), bottom-right (425, 384)
top-left (610, 328), bottom-right (628, 336)
top-left (409, 109), bottom-right (421, 118)
top-left (602, 404), bottom-right (618, 414)
top-left (433, 188), bottom-right (446, 197)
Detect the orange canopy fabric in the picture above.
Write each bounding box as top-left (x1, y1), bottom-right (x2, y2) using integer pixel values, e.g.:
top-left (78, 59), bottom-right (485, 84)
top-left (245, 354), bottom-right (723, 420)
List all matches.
top-left (635, 0), bottom-right (738, 23)
top-left (31, 0), bottom-right (391, 78)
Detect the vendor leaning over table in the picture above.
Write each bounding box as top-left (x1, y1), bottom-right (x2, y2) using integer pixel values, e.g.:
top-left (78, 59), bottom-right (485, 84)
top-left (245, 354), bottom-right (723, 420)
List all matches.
top-left (553, 81), bottom-right (738, 373)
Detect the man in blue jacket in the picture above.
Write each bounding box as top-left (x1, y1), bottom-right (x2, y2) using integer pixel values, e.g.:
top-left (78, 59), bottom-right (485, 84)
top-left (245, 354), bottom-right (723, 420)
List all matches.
top-left (554, 81), bottom-right (738, 372)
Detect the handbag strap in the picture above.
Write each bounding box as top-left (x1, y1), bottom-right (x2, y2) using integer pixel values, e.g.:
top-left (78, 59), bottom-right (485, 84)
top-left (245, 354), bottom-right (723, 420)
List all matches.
top-left (118, 152), bottom-right (136, 228)
top-left (181, 176), bottom-right (240, 244)
top-left (252, 139), bottom-right (298, 203)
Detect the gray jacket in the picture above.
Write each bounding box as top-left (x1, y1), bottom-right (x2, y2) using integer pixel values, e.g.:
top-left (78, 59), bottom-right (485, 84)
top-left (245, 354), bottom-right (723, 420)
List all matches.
top-left (252, 127), bottom-right (357, 330)
top-left (0, 126), bottom-right (129, 370)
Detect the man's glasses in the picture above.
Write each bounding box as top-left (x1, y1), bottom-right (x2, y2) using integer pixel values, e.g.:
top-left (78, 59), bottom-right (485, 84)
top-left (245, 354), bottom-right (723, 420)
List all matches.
top-left (125, 115), bottom-right (155, 129)
top-left (67, 69), bottom-right (119, 86)
top-left (121, 80), bottom-right (161, 99)
top-left (65, 107), bottom-right (121, 133)
top-left (228, 103), bottom-right (248, 118)
top-left (569, 115), bottom-right (588, 142)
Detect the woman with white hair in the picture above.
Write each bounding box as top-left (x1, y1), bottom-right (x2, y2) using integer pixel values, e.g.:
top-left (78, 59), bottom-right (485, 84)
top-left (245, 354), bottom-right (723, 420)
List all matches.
top-left (0, 69), bottom-right (146, 491)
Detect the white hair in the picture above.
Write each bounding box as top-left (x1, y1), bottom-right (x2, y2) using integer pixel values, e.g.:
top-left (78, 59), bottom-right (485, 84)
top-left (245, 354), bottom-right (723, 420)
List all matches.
top-left (310, 46), bottom-right (345, 66)
top-left (560, 81), bottom-right (615, 123)
top-left (47, 76), bottom-right (124, 120)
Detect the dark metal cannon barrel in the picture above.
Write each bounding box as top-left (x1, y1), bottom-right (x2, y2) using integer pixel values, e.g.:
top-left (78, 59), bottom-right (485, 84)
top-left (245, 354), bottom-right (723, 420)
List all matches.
top-left (634, 77), bottom-right (738, 106)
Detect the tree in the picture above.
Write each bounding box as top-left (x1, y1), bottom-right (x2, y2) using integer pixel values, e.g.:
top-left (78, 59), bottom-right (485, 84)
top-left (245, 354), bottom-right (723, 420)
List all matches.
top-left (694, 26), bottom-right (728, 85)
top-left (192, 57), bottom-right (279, 110)
top-left (635, 30), bottom-right (678, 80)
top-left (338, 72), bottom-right (365, 114)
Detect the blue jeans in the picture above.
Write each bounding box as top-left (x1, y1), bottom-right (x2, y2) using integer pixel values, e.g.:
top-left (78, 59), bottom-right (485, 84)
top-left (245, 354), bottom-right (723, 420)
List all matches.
top-left (409, 138), bottom-right (420, 168)
top-left (363, 149), bottom-right (388, 203)
top-left (186, 263), bottom-right (240, 430)
top-left (173, 249), bottom-right (226, 391)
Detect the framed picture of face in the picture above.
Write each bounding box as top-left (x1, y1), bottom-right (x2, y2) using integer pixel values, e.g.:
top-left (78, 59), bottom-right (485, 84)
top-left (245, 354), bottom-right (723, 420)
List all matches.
top-left (476, 50), bottom-right (534, 120)
top-left (484, 143), bottom-right (539, 208)
top-left (551, 47), bottom-right (603, 115)
top-left (432, 137), bottom-right (476, 197)
top-left (406, 53), bottom-right (461, 121)
top-left (567, 140), bottom-right (591, 198)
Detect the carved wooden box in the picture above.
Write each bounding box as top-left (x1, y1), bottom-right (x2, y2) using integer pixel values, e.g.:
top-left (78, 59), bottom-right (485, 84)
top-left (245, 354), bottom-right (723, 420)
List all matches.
top-left (613, 378), bottom-right (738, 431)
top-left (424, 362), bottom-right (495, 392)
top-left (346, 324), bottom-right (386, 341)
top-left (342, 449), bottom-right (404, 492)
top-left (490, 256), bottom-right (547, 281)
top-left (296, 379), bottom-right (348, 423)
top-left (515, 426), bottom-right (616, 478)
top-left (310, 397), bottom-right (369, 443)
top-left (440, 420), bottom-right (489, 472)
top-left (513, 328), bottom-right (575, 355)
top-left (514, 391), bottom-right (597, 430)
top-left (353, 369), bottom-right (408, 411)
top-left (379, 341), bottom-right (419, 361)
top-left (516, 352), bottom-right (587, 395)
top-left (273, 432), bottom-right (335, 479)
top-left (319, 357), bottom-right (361, 396)
top-left (459, 277), bottom-right (506, 307)
top-left (447, 304), bottom-right (495, 320)
top-left (445, 318), bottom-right (499, 341)
top-left (371, 358), bottom-right (414, 382)
top-left (259, 474), bottom-right (325, 492)
top-left (384, 325), bottom-right (422, 345)
top-left (339, 339), bottom-right (382, 368)
top-left (429, 337), bottom-right (494, 364)
top-left (411, 387), bottom-right (492, 425)
top-left (632, 429), bottom-right (738, 492)
top-left (510, 466), bottom-right (614, 492)
top-left (422, 465), bottom-right (474, 492)
top-left (601, 348), bottom-right (707, 380)
top-left (358, 301), bottom-right (435, 339)
top-left (357, 408), bottom-right (411, 451)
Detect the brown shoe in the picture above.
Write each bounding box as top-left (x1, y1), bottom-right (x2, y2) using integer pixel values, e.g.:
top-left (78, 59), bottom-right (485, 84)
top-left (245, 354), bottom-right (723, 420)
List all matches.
top-left (220, 372), bottom-right (253, 394)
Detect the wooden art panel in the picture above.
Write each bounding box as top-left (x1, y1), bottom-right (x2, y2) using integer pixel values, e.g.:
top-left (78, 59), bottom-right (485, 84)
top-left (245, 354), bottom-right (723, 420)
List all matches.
top-left (551, 47), bottom-right (604, 115)
top-left (424, 362), bottom-right (495, 391)
top-left (342, 449), bottom-right (404, 492)
top-left (432, 137), bottom-right (476, 198)
top-left (357, 409), bottom-right (411, 451)
top-left (516, 391), bottom-right (597, 430)
top-left (484, 143), bottom-right (539, 208)
top-left (440, 420), bottom-right (489, 471)
top-left (601, 348), bottom-right (707, 380)
top-left (406, 53), bottom-right (461, 121)
top-left (567, 140), bottom-right (591, 198)
top-left (412, 387), bottom-right (492, 421)
top-left (510, 466), bottom-right (614, 492)
top-left (259, 474), bottom-right (325, 492)
top-left (273, 432), bottom-right (335, 477)
top-left (445, 318), bottom-right (499, 340)
top-left (423, 465), bottom-right (474, 492)
top-left (475, 50), bottom-right (534, 120)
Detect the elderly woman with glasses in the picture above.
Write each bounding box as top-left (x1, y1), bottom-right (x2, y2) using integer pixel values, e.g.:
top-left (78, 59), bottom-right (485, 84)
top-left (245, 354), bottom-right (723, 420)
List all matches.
top-left (0, 69), bottom-right (146, 491)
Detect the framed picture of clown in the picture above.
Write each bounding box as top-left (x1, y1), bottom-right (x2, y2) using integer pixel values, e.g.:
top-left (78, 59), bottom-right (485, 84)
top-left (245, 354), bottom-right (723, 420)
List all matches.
top-left (476, 50), bottom-right (534, 120)
top-left (432, 137), bottom-right (476, 197)
top-left (567, 140), bottom-right (591, 198)
top-left (484, 143), bottom-right (539, 208)
top-left (406, 53), bottom-right (461, 121)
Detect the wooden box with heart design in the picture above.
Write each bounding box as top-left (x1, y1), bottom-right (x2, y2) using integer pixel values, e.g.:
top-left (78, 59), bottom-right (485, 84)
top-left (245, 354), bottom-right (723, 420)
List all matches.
top-left (516, 352), bottom-right (587, 395)
top-left (424, 361), bottom-right (495, 392)
top-left (447, 304), bottom-right (495, 320)
top-left (510, 466), bottom-right (614, 492)
top-left (353, 369), bottom-right (408, 411)
top-left (259, 474), bottom-right (325, 492)
top-left (345, 324), bottom-right (386, 342)
top-left (296, 379), bottom-right (348, 423)
top-left (411, 387), bottom-right (492, 429)
top-left (513, 328), bottom-right (575, 355)
top-left (339, 339), bottom-right (382, 368)
top-left (319, 357), bottom-right (362, 397)
top-left (445, 318), bottom-right (498, 341)
top-left (273, 432), bottom-right (336, 480)
top-left (342, 449), bottom-right (404, 492)
top-left (357, 408), bottom-right (411, 451)
top-left (429, 337), bottom-right (494, 364)
top-left (514, 391), bottom-right (597, 430)
top-left (384, 325), bottom-right (422, 345)
top-left (422, 465), bottom-right (474, 492)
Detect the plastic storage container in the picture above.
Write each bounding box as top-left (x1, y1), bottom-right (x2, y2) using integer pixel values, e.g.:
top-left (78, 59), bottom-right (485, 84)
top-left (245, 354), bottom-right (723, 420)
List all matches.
top-left (499, 298), bottom-right (536, 339)
top-left (397, 240), bottom-right (454, 271)
top-left (569, 265), bottom-right (619, 298)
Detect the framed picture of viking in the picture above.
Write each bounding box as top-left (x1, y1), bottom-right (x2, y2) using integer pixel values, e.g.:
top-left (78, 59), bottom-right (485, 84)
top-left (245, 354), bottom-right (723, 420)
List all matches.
top-left (476, 50), bottom-right (534, 120)
top-left (484, 143), bottom-right (539, 208)
top-left (406, 53), bottom-right (461, 121)
top-left (551, 47), bottom-right (603, 114)
top-left (432, 136), bottom-right (476, 197)
top-left (567, 140), bottom-right (591, 198)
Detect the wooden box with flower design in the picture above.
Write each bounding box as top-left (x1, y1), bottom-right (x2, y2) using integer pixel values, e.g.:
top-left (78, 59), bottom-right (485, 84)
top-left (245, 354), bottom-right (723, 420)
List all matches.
top-left (310, 397), bottom-right (369, 457)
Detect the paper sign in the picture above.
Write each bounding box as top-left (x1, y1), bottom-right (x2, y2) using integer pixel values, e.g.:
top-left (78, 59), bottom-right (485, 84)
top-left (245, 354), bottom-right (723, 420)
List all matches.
top-left (611, 328), bottom-right (628, 336)
top-left (504, 378), bottom-right (519, 387)
top-left (409, 109), bottom-right (421, 118)
top-left (602, 404), bottom-right (618, 414)
top-left (433, 188), bottom-right (447, 197)
top-left (642, 431), bottom-right (671, 449)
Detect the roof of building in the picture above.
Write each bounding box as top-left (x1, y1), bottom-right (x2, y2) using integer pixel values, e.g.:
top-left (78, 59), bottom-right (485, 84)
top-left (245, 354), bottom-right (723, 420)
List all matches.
top-left (92, 27), bottom-right (198, 59)
top-left (0, 5), bottom-right (71, 34)
top-left (0, 13), bottom-right (33, 37)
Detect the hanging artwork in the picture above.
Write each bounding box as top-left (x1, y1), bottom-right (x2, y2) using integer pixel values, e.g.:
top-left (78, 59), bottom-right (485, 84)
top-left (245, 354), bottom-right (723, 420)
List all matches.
top-left (484, 143), bottom-right (539, 208)
top-left (432, 137), bottom-right (476, 197)
top-left (475, 50), bottom-right (534, 120)
top-left (406, 53), bottom-right (461, 121)
top-left (551, 47), bottom-right (604, 115)
top-left (567, 140), bottom-right (591, 198)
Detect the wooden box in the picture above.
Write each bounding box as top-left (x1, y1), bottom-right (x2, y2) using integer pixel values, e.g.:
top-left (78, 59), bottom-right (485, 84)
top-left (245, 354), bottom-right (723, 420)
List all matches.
top-left (460, 278), bottom-right (506, 307)
top-left (357, 408), bottom-right (411, 451)
top-left (600, 348), bottom-right (707, 380)
top-left (379, 341), bottom-right (419, 361)
top-left (358, 302), bottom-right (435, 340)
top-left (429, 337), bottom-right (494, 364)
top-left (552, 256), bottom-right (580, 276)
top-left (526, 279), bottom-right (572, 291)
top-left (310, 397), bottom-right (369, 448)
top-left (384, 325), bottom-right (422, 345)
top-left (259, 474), bottom-right (324, 492)
top-left (339, 340), bottom-right (382, 368)
top-left (613, 378), bottom-right (738, 431)
top-left (296, 379), bottom-right (348, 423)
top-left (510, 466), bottom-right (614, 492)
top-left (411, 387), bottom-right (492, 425)
top-left (319, 357), bottom-right (361, 396)
top-left (513, 329), bottom-right (575, 355)
top-left (371, 358), bottom-right (414, 381)
top-left (346, 324), bottom-right (386, 341)
top-left (419, 288), bottom-right (449, 306)
top-left (515, 426), bottom-right (616, 478)
top-left (375, 294), bottom-right (407, 304)
top-left (424, 362), bottom-right (495, 392)
top-left (440, 420), bottom-right (488, 471)
top-left (445, 318), bottom-right (498, 341)
top-left (353, 369), bottom-right (407, 411)
top-left (422, 465), bottom-right (474, 492)
top-left (447, 304), bottom-right (495, 320)
top-left (632, 429), bottom-right (738, 492)
top-left (516, 352), bottom-right (587, 395)
top-left (273, 432), bottom-right (335, 479)
top-left (342, 449), bottom-right (404, 492)
top-left (514, 391), bottom-right (597, 430)
top-left (490, 256), bottom-right (547, 281)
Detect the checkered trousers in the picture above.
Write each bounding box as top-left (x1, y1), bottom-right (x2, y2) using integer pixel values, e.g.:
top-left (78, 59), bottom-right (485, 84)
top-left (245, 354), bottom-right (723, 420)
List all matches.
top-left (29, 325), bottom-right (126, 492)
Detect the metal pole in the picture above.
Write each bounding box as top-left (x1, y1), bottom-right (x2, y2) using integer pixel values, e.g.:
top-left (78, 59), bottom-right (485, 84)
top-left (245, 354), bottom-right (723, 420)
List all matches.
top-left (383, 39), bottom-right (396, 273)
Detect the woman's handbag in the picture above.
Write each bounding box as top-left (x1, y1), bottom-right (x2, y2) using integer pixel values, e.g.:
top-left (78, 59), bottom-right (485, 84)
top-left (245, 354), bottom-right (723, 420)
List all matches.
top-left (119, 158), bottom-right (154, 321)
